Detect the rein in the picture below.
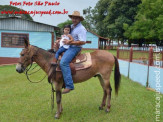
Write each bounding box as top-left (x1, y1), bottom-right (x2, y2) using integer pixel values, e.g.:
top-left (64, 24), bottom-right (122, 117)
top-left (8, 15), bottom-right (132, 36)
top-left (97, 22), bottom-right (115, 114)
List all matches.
top-left (25, 61), bottom-right (47, 83)
top-left (24, 48), bottom-right (48, 83)
top-left (21, 47), bottom-right (56, 110)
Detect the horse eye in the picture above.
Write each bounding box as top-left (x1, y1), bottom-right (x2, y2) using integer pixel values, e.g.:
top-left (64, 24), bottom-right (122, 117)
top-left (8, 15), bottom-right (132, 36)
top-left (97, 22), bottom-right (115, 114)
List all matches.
top-left (21, 54), bottom-right (24, 56)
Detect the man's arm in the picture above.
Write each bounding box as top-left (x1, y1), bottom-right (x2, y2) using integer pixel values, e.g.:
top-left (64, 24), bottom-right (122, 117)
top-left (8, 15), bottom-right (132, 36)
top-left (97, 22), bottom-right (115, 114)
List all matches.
top-left (67, 34), bottom-right (85, 45)
top-left (63, 40), bottom-right (85, 45)
top-left (70, 41), bottom-right (86, 45)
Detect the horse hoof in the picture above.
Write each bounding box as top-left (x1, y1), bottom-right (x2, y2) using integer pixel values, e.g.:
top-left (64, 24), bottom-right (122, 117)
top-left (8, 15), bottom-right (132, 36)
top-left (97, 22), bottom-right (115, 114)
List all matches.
top-left (55, 116), bottom-right (59, 119)
top-left (105, 109), bottom-right (110, 113)
top-left (99, 106), bottom-right (103, 110)
top-left (55, 113), bottom-right (60, 119)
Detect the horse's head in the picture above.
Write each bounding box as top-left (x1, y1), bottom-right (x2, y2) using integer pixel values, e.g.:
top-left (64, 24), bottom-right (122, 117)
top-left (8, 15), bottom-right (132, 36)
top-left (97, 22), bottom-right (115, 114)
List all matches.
top-left (16, 38), bottom-right (34, 73)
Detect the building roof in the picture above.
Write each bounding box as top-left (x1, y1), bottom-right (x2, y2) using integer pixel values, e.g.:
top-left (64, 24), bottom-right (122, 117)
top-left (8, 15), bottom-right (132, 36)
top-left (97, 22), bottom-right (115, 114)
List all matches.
top-left (87, 29), bottom-right (109, 40)
top-left (0, 17), bottom-right (59, 32)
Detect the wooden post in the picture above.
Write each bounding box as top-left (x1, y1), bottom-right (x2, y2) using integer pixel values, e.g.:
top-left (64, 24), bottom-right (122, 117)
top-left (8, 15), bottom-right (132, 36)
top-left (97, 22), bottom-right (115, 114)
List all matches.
top-left (100, 41), bottom-right (102, 49)
top-left (109, 39), bottom-right (111, 46)
top-left (101, 40), bottom-right (102, 50)
top-left (129, 47), bottom-right (133, 62)
top-left (103, 40), bottom-right (105, 50)
top-left (148, 47), bottom-right (153, 66)
top-left (146, 47), bottom-right (153, 87)
top-left (117, 47), bottom-right (119, 59)
top-left (106, 41), bottom-right (109, 50)
top-left (162, 51), bottom-right (163, 62)
top-left (128, 47), bottom-right (133, 78)
top-left (51, 32), bottom-right (54, 49)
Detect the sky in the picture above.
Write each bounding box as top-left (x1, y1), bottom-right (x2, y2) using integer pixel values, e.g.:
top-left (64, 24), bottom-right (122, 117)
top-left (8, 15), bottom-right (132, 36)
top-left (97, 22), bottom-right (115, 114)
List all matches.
top-left (0, 0), bottom-right (98, 26)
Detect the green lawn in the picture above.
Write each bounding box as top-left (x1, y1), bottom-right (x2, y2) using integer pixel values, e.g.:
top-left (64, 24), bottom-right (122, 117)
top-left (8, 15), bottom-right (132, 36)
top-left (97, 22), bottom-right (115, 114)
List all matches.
top-left (0, 50), bottom-right (162, 122)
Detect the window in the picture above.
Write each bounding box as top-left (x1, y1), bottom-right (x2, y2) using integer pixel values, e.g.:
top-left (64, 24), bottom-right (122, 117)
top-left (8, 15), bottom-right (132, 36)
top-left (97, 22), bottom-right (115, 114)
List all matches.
top-left (1, 33), bottom-right (29, 48)
top-left (86, 41), bottom-right (92, 44)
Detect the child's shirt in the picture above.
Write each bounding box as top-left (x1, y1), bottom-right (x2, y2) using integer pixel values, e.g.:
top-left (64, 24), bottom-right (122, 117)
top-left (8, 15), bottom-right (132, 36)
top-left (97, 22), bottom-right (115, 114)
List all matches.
top-left (59, 34), bottom-right (70, 49)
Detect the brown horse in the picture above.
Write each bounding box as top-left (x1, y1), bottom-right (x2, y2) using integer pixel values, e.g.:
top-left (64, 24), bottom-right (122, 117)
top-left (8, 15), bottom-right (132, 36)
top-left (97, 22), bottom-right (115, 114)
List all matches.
top-left (16, 39), bottom-right (121, 119)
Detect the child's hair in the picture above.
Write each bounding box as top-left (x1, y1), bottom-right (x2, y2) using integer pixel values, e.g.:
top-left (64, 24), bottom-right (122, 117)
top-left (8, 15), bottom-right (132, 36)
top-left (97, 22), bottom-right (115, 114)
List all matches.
top-left (63, 25), bottom-right (71, 33)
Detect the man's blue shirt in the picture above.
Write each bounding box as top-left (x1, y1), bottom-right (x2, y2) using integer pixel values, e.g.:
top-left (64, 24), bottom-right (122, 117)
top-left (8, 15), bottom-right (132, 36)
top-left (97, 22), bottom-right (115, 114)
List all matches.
top-left (70, 22), bottom-right (87, 47)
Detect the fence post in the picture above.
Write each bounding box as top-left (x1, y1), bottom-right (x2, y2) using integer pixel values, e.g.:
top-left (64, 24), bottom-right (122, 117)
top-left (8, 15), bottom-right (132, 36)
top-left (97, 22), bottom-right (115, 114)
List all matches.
top-left (128, 47), bottom-right (133, 78)
top-left (129, 47), bottom-right (133, 62)
top-left (117, 47), bottom-right (119, 59)
top-left (146, 47), bottom-right (153, 87)
top-left (148, 47), bottom-right (153, 66)
top-left (162, 50), bottom-right (163, 62)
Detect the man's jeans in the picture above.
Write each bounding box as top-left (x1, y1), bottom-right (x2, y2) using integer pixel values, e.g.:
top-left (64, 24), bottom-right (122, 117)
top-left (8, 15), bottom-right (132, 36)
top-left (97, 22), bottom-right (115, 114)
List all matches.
top-left (55, 46), bottom-right (67, 60)
top-left (60, 46), bottom-right (82, 89)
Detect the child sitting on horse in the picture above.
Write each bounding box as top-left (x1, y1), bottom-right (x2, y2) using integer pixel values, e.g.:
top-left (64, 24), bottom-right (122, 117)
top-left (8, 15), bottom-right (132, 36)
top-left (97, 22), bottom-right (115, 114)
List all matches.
top-left (52, 25), bottom-right (74, 64)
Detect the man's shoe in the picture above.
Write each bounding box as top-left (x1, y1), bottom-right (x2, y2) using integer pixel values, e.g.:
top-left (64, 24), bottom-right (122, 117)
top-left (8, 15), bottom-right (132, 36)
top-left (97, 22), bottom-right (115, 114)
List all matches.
top-left (62, 88), bottom-right (72, 94)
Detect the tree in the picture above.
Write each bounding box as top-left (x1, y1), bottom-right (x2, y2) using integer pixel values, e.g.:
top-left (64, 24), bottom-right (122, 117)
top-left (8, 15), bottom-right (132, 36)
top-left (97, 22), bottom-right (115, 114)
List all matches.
top-left (156, 15), bottom-right (163, 41)
top-left (83, 0), bottom-right (112, 37)
top-left (83, 0), bottom-right (141, 41)
top-left (0, 5), bottom-right (33, 21)
top-left (106, 0), bottom-right (141, 40)
top-left (124, 0), bottom-right (163, 46)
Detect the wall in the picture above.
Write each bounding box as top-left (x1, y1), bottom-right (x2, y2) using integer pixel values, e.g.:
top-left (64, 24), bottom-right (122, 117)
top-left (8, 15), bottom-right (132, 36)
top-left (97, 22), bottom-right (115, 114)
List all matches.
top-left (148, 66), bottom-right (163, 92)
top-left (118, 60), bottom-right (129, 77)
top-left (129, 62), bottom-right (148, 86)
top-left (118, 59), bottom-right (163, 93)
top-left (83, 32), bottom-right (98, 49)
top-left (0, 30), bottom-right (52, 58)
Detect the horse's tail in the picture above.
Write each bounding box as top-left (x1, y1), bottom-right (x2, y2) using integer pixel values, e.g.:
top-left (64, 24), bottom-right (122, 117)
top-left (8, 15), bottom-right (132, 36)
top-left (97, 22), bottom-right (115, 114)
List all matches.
top-left (114, 56), bottom-right (121, 95)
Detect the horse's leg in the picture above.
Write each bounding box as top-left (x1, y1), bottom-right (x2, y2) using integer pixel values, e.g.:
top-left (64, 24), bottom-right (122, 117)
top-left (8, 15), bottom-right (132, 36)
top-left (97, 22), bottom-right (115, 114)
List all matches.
top-left (54, 82), bottom-right (63, 119)
top-left (105, 82), bottom-right (112, 113)
top-left (102, 74), bottom-right (112, 113)
top-left (97, 75), bottom-right (107, 110)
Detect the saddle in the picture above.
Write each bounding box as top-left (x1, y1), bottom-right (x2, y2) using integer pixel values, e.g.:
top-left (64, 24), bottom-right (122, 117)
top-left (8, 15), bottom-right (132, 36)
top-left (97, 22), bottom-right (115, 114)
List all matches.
top-left (56, 52), bottom-right (92, 75)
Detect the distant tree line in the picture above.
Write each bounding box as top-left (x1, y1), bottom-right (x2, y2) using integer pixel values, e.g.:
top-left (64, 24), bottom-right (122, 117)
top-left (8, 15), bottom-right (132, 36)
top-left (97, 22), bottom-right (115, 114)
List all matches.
top-left (0, 5), bottom-right (33, 21)
top-left (83, 0), bottom-right (163, 46)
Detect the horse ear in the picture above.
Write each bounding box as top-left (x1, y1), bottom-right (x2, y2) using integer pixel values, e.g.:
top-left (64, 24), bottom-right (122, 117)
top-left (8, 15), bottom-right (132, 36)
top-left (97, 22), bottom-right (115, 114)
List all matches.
top-left (24, 37), bottom-right (30, 48)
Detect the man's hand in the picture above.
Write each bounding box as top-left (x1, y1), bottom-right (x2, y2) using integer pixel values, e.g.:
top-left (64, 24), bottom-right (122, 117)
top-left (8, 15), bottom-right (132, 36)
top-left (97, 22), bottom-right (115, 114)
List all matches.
top-left (63, 39), bottom-right (86, 46)
top-left (70, 41), bottom-right (86, 45)
top-left (63, 39), bottom-right (72, 45)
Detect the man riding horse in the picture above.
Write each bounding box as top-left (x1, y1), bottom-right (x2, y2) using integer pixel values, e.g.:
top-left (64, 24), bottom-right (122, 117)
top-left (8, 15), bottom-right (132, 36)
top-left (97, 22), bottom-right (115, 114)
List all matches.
top-left (53, 11), bottom-right (87, 94)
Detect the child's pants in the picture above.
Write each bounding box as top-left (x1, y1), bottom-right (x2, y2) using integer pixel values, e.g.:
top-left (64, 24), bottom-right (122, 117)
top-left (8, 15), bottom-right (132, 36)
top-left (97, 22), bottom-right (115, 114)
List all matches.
top-left (55, 46), bottom-right (67, 60)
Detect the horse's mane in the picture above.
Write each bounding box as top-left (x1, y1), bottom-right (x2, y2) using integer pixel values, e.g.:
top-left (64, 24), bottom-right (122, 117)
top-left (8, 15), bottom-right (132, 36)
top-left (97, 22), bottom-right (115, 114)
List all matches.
top-left (31, 45), bottom-right (58, 84)
top-left (32, 45), bottom-right (56, 54)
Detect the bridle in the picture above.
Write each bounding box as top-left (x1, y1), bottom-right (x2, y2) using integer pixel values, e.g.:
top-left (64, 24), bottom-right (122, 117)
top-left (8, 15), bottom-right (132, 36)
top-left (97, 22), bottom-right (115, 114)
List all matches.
top-left (19, 48), bottom-right (52, 84)
top-left (19, 47), bottom-right (56, 110)
top-left (19, 48), bottom-right (46, 83)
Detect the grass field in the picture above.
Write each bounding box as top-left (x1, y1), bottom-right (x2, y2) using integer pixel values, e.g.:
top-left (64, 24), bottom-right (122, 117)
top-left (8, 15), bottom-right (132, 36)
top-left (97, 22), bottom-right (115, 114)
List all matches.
top-left (0, 50), bottom-right (162, 122)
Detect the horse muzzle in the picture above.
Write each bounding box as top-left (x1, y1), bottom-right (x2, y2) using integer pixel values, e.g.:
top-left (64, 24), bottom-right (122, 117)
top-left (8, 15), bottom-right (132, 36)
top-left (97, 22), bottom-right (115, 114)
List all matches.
top-left (16, 63), bottom-right (25, 73)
